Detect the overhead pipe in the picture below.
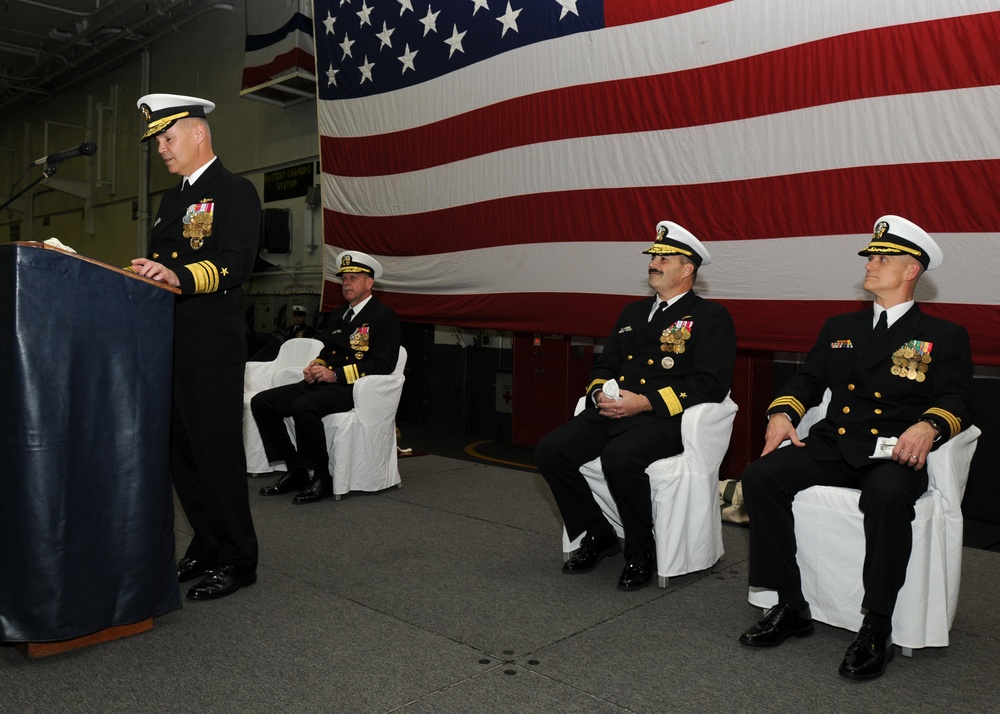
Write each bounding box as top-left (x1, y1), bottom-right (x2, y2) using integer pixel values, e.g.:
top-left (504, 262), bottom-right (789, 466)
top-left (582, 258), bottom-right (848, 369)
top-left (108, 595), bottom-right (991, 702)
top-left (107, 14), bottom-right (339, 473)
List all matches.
top-left (47, 3), bottom-right (235, 94)
top-left (13, 0), bottom-right (104, 18)
top-left (18, 0), bottom-right (150, 79)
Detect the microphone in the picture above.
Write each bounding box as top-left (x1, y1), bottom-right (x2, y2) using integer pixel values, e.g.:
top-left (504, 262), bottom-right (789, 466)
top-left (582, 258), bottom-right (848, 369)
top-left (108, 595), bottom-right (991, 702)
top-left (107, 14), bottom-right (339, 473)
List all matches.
top-left (34, 141), bottom-right (97, 166)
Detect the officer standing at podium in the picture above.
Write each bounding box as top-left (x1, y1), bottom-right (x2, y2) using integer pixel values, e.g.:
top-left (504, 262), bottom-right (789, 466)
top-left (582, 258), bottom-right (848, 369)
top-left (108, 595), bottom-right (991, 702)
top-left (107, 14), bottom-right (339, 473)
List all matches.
top-left (130, 93), bottom-right (260, 601)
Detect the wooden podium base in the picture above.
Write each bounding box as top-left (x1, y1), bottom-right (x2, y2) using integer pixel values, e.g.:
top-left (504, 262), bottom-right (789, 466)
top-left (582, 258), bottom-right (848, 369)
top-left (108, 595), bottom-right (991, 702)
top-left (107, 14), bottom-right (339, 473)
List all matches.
top-left (15, 618), bottom-right (154, 659)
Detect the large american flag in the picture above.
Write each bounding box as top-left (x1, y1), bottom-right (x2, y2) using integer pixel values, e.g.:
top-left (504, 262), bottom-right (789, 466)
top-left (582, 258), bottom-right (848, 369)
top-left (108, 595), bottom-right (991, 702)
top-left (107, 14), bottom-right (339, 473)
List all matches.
top-left (314, 0), bottom-right (1000, 365)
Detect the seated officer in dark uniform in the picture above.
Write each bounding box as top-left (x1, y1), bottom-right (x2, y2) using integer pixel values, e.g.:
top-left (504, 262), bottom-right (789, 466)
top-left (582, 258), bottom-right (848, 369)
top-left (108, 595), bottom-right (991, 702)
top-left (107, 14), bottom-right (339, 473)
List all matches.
top-left (285, 305), bottom-right (317, 340)
top-left (535, 221), bottom-right (737, 591)
top-left (251, 251), bottom-right (401, 504)
top-left (738, 215), bottom-right (975, 680)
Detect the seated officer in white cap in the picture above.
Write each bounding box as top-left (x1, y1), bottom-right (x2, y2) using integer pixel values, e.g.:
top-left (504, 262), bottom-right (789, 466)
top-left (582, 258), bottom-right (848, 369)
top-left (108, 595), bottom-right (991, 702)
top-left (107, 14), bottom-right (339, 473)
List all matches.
top-left (285, 305), bottom-right (317, 340)
top-left (251, 251), bottom-right (401, 504)
top-left (535, 221), bottom-right (737, 591)
top-left (738, 215), bottom-right (975, 680)
top-left (130, 93), bottom-right (261, 601)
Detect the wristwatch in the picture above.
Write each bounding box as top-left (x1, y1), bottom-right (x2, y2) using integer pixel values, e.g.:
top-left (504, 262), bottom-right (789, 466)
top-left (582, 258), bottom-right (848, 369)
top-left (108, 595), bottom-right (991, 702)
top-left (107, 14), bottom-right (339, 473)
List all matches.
top-left (918, 416), bottom-right (943, 442)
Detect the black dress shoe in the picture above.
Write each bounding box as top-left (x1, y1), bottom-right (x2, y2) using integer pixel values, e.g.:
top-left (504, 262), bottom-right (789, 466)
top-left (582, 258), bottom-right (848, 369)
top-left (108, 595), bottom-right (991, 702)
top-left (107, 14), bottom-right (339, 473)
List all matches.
top-left (563, 532), bottom-right (621, 573)
top-left (177, 557), bottom-right (216, 583)
top-left (259, 468), bottom-right (310, 496)
top-left (839, 624), bottom-right (894, 680)
top-left (617, 546), bottom-right (656, 590)
top-left (186, 564), bottom-right (257, 601)
top-left (293, 473), bottom-right (333, 504)
top-left (739, 603), bottom-right (815, 647)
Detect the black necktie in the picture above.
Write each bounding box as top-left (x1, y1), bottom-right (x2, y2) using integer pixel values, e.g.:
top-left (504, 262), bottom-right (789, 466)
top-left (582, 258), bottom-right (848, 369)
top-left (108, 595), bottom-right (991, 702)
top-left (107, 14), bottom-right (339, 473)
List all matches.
top-left (344, 308), bottom-right (354, 324)
top-left (648, 300), bottom-right (669, 322)
top-left (872, 310), bottom-right (888, 341)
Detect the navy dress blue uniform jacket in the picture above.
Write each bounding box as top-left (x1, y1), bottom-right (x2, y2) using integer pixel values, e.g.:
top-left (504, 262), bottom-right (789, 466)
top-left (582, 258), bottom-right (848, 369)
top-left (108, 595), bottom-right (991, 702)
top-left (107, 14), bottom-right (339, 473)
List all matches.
top-left (148, 158), bottom-right (261, 570)
top-left (586, 290), bottom-right (736, 425)
top-left (744, 303), bottom-right (974, 616)
top-left (766, 305), bottom-right (974, 462)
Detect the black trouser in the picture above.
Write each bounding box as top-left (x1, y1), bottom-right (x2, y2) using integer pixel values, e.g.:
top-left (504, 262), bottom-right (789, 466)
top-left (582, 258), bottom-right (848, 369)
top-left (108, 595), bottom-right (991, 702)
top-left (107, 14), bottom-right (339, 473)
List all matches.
top-left (250, 380), bottom-right (354, 474)
top-left (535, 409), bottom-right (682, 558)
top-left (172, 363), bottom-right (258, 570)
top-left (742, 444), bottom-right (927, 617)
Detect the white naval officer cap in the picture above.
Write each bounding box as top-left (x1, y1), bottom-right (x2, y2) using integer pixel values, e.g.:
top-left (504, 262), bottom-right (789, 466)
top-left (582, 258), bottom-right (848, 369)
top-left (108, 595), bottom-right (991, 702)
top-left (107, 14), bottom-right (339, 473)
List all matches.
top-left (137, 93), bottom-right (215, 142)
top-left (642, 221), bottom-right (712, 266)
top-left (858, 215), bottom-right (943, 270)
top-left (336, 250), bottom-right (384, 279)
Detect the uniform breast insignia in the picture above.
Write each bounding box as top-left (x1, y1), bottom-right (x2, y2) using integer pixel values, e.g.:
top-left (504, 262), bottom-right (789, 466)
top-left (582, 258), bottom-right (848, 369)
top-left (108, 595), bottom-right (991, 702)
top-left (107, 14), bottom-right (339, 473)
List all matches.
top-left (182, 200), bottom-right (215, 250)
top-left (659, 320), bottom-right (693, 354)
top-left (661, 356), bottom-right (675, 369)
top-left (831, 339), bottom-right (853, 349)
top-left (890, 340), bottom-right (933, 382)
top-left (618, 326), bottom-right (632, 334)
top-left (349, 325), bottom-right (370, 360)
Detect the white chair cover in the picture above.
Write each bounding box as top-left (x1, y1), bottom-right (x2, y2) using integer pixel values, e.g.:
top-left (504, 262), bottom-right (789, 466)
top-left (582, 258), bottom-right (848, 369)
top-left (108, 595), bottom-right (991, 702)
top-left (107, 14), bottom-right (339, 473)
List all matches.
top-left (243, 338), bottom-right (324, 474)
top-left (562, 395), bottom-right (738, 587)
top-left (748, 389), bottom-right (980, 651)
top-left (322, 346), bottom-right (407, 497)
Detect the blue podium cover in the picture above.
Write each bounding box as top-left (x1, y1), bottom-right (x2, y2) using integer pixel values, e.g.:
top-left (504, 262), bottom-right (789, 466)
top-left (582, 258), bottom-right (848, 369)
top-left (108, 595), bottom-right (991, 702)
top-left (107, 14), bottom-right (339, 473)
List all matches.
top-left (0, 243), bottom-right (181, 642)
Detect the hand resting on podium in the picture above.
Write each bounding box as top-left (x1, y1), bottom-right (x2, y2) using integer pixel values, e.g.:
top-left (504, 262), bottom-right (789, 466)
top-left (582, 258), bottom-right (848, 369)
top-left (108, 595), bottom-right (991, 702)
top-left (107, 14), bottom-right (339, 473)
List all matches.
top-left (130, 257), bottom-right (180, 288)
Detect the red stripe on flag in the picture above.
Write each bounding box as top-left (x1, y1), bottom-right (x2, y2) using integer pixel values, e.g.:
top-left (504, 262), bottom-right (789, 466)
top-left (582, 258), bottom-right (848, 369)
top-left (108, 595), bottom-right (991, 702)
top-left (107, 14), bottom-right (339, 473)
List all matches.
top-left (328, 292), bottom-right (1000, 365)
top-left (324, 159), bottom-right (1000, 255)
top-left (604, 0), bottom-right (733, 27)
top-left (321, 13), bottom-right (1000, 177)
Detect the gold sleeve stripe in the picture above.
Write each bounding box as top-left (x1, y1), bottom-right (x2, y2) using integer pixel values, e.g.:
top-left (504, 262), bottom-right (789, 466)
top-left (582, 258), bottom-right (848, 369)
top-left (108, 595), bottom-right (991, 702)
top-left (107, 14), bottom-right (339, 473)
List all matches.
top-left (184, 260), bottom-right (220, 294)
top-left (924, 408), bottom-right (962, 437)
top-left (586, 378), bottom-right (608, 393)
top-left (768, 396), bottom-right (806, 419)
top-left (658, 386), bottom-right (683, 416)
top-left (314, 359), bottom-right (327, 367)
top-left (343, 364), bottom-right (360, 384)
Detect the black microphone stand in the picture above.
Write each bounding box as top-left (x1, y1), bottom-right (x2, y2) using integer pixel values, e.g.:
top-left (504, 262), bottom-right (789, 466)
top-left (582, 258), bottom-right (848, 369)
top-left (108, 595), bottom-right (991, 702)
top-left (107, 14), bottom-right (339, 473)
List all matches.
top-left (0, 161), bottom-right (62, 214)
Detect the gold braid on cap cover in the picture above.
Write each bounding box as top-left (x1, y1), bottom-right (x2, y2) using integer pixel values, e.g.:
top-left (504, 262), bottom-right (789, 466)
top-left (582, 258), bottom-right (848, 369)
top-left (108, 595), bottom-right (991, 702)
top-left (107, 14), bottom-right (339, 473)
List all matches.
top-left (863, 241), bottom-right (923, 259)
top-left (142, 111), bottom-right (191, 140)
top-left (645, 224), bottom-right (694, 257)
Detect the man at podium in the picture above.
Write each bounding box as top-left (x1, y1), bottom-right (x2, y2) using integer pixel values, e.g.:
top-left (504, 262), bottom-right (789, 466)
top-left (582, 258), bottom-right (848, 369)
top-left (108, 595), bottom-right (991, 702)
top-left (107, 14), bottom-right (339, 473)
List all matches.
top-left (130, 93), bottom-right (260, 601)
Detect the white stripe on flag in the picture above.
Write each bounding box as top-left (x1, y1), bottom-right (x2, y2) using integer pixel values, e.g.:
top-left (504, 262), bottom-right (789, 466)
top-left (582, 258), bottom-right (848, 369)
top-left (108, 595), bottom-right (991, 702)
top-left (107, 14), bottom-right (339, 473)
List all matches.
top-left (323, 85), bottom-right (1000, 217)
top-left (325, 232), bottom-right (1000, 305)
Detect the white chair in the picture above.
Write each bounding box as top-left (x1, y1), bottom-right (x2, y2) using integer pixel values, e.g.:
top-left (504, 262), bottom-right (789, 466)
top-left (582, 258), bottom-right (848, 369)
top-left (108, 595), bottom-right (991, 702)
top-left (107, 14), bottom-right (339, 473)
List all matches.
top-left (243, 338), bottom-right (324, 475)
top-left (748, 389), bottom-right (980, 654)
top-left (322, 346), bottom-right (407, 499)
top-left (562, 395), bottom-right (738, 587)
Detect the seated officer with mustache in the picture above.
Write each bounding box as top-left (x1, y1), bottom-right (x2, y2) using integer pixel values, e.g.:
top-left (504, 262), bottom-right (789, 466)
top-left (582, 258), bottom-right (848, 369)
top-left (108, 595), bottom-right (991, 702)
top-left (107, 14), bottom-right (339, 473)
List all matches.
top-left (535, 221), bottom-right (737, 591)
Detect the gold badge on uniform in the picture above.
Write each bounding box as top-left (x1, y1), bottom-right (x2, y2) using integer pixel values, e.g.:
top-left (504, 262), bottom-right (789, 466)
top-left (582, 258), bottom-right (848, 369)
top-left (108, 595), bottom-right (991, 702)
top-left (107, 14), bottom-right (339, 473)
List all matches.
top-left (182, 200), bottom-right (215, 250)
top-left (890, 340), bottom-right (933, 382)
top-left (659, 320), bottom-right (693, 354)
top-left (349, 325), bottom-right (370, 358)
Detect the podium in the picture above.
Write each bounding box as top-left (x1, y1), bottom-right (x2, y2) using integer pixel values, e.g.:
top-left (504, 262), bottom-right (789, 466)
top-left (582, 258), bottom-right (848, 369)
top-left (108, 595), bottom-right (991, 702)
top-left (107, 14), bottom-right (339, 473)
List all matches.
top-left (0, 243), bottom-right (182, 651)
